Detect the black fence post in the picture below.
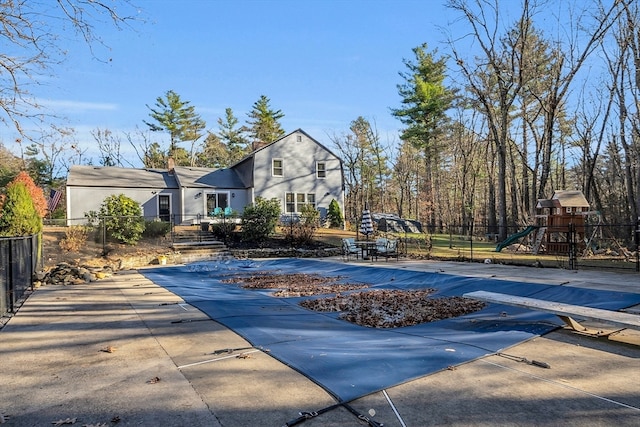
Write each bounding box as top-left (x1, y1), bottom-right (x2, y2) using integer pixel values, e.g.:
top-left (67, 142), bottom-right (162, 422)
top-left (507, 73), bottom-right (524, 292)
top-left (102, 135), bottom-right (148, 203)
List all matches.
top-left (568, 223), bottom-right (577, 270)
top-left (171, 214), bottom-right (175, 246)
top-left (469, 220), bottom-right (474, 262)
top-left (635, 217), bottom-right (640, 271)
top-left (102, 217), bottom-right (106, 256)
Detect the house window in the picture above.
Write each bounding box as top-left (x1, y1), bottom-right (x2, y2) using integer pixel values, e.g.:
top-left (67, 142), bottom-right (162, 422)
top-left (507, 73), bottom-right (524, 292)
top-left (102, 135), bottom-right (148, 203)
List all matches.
top-left (296, 135), bottom-right (302, 142)
top-left (566, 207), bottom-right (572, 213)
top-left (272, 159), bottom-right (283, 177)
top-left (285, 192), bottom-right (316, 213)
top-left (316, 162), bottom-right (326, 179)
top-left (306, 193), bottom-right (316, 209)
top-left (206, 192), bottom-right (229, 216)
top-left (296, 193), bottom-right (306, 212)
top-left (285, 192), bottom-right (295, 213)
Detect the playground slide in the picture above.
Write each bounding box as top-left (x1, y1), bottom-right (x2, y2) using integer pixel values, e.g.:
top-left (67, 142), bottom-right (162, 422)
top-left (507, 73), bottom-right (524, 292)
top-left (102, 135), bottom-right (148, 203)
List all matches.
top-left (495, 225), bottom-right (538, 252)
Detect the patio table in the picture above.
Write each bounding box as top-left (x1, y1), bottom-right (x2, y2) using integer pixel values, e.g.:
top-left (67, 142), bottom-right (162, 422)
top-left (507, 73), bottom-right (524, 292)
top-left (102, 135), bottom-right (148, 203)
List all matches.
top-left (354, 240), bottom-right (376, 260)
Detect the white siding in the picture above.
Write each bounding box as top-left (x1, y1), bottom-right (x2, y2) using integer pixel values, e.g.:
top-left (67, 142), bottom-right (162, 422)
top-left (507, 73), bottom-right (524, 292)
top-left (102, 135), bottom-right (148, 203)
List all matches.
top-left (66, 186), bottom-right (180, 226)
top-left (251, 131), bottom-right (343, 218)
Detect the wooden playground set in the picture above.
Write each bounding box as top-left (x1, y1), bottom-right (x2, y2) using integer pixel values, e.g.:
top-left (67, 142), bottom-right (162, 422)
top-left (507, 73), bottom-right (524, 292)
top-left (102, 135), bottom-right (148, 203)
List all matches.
top-left (496, 190), bottom-right (595, 256)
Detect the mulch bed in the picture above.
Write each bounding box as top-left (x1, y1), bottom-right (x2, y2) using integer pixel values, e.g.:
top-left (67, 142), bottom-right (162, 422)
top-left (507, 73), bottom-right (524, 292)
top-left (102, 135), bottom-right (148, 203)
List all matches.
top-left (222, 272), bottom-right (486, 328)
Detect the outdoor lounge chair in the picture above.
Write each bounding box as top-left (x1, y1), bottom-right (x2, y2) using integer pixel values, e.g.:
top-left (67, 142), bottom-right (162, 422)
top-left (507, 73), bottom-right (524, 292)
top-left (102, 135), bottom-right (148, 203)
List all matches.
top-left (342, 238), bottom-right (360, 261)
top-left (373, 238), bottom-right (399, 261)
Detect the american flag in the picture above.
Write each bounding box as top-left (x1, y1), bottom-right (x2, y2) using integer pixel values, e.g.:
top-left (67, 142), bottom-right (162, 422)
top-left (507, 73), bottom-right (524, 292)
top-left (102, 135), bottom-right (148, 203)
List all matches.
top-left (48, 189), bottom-right (62, 212)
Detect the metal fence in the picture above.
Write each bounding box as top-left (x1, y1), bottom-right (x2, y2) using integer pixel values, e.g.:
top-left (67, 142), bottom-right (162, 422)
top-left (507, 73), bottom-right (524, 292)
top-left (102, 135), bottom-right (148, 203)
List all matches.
top-left (1, 234), bottom-right (42, 318)
top-left (380, 222), bottom-right (640, 273)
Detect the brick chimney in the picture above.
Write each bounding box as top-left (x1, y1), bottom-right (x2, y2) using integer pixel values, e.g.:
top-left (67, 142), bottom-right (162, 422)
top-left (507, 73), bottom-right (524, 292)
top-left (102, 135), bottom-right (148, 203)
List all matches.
top-left (167, 157), bottom-right (175, 174)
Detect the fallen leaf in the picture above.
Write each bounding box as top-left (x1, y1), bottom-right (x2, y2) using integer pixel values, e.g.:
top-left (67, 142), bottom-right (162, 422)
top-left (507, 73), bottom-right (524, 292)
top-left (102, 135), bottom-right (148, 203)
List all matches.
top-left (147, 376), bottom-right (161, 384)
top-left (100, 346), bottom-right (116, 353)
top-left (110, 416), bottom-right (121, 424)
top-left (236, 353), bottom-right (252, 359)
top-left (0, 412), bottom-right (11, 424)
top-left (52, 418), bottom-right (77, 426)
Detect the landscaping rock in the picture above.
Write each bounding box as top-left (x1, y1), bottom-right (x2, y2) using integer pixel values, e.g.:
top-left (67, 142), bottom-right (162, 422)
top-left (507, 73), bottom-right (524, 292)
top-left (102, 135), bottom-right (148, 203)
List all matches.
top-left (36, 262), bottom-right (114, 286)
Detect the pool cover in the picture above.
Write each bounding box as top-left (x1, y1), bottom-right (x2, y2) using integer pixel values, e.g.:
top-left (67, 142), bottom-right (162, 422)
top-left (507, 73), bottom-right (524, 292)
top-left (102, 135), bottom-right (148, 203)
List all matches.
top-left (141, 259), bottom-right (640, 402)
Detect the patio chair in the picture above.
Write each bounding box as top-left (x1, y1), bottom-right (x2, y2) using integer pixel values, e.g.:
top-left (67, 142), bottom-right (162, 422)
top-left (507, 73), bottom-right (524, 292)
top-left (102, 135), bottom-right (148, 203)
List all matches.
top-left (374, 238), bottom-right (399, 261)
top-left (342, 238), bottom-right (360, 261)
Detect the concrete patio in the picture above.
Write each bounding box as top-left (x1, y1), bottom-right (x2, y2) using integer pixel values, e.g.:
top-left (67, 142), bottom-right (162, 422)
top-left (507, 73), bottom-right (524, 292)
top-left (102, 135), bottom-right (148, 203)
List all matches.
top-left (1, 259), bottom-right (639, 426)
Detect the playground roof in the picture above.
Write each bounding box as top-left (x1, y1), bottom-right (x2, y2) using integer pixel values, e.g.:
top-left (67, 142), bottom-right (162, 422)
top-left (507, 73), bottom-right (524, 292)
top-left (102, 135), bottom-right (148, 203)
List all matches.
top-left (551, 190), bottom-right (589, 207)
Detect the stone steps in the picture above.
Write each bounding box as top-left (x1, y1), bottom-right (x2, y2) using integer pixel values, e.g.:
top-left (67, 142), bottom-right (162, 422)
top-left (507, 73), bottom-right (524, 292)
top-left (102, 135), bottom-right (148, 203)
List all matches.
top-left (170, 230), bottom-right (232, 261)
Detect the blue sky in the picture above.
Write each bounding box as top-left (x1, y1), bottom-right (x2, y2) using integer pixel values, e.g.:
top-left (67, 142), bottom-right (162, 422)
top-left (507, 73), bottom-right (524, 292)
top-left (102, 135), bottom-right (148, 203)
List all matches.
top-left (14, 0), bottom-right (468, 164)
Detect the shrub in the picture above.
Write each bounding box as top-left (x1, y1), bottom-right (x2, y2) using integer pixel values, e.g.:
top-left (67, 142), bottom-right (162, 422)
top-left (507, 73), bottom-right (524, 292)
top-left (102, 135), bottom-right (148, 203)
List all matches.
top-left (10, 171), bottom-right (48, 218)
top-left (143, 220), bottom-right (171, 238)
top-left (211, 222), bottom-right (236, 241)
top-left (241, 197), bottom-right (281, 242)
top-left (327, 199), bottom-right (344, 228)
top-left (59, 225), bottom-right (90, 252)
top-left (0, 181), bottom-right (42, 236)
top-left (284, 204), bottom-right (319, 246)
top-left (97, 194), bottom-right (145, 244)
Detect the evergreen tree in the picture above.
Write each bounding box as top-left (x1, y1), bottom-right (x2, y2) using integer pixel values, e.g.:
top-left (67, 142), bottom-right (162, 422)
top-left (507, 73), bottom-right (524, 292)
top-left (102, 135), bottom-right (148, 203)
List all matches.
top-left (0, 181), bottom-right (42, 236)
top-left (391, 43), bottom-right (456, 229)
top-left (144, 90), bottom-right (206, 161)
top-left (245, 95), bottom-right (285, 150)
top-left (327, 199), bottom-right (344, 228)
top-left (391, 43), bottom-right (455, 152)
top-left (197, 132), bottom-right (230, 168)
top-left (218, 107), bottom-right (249, 163)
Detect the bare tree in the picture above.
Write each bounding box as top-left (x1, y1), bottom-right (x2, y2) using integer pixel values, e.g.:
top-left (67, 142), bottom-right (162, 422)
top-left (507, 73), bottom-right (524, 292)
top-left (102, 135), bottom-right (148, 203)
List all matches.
top-left (20, 125), bottom-right (78, 185)
top-left (0, 1), bottom-right (139, 134)
top-left (390, 141), bottom-right (421, 218)
top-left (328, 130), bottom-right (362, 226)
top-left (446, 0), bottom-right (531, 239)
top-left (92, 128), bottom-right (124, 166)
top-left (530, 1), bottom-right (620, 199)
top-left (447, 0), bottom-right (618, 239)
top-left (125, 127), bottom-right (166, 169)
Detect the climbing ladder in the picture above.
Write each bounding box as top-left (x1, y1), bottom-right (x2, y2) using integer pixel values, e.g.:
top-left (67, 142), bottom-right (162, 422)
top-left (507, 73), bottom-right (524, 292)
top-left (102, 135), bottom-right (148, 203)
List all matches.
top-left (531, 227), bottom-right (547, 254)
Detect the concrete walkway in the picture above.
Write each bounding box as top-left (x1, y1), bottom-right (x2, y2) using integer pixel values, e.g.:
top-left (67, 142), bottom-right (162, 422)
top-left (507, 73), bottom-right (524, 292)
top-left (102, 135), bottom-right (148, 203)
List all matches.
top-left (1, 259), bottom-right (639, 426)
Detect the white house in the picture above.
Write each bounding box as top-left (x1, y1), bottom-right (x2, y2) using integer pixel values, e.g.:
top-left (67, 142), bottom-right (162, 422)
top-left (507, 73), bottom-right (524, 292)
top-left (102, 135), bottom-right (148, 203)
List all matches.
top-left (66, 129), bottom-right (345, 225)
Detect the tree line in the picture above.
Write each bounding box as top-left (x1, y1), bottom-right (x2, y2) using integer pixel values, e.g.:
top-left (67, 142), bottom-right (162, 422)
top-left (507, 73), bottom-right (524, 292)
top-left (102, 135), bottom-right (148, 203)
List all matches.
top-left (333, 0), bottom-right (640, 242)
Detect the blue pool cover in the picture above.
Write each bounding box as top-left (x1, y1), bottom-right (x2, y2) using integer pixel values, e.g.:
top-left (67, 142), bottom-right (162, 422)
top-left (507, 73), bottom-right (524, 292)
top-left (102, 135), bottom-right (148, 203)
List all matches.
top-left (141, 259), bottom-right (640, 402)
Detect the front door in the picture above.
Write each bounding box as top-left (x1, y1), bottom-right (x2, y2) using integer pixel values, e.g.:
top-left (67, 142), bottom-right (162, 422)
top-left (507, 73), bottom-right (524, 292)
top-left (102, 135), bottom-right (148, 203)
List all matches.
top-left (158, 195), bottom-right (170, 222)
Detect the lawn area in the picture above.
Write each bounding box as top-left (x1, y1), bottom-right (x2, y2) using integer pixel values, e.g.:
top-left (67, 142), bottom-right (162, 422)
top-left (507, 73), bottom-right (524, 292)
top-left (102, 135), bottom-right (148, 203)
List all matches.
top-left (311, 227), bottom-right (581, 268)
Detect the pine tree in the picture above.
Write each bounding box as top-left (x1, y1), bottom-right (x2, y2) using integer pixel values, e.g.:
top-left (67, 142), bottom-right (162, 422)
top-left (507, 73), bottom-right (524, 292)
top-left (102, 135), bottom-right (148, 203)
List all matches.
top-left (245, 95), bottom-right (285, 150)
top-left (144, 90), bottom-right (206, 160)
top-left (218, 108), bottom-right (249, 163)
top-left (327, 199), bottom-right (344, 228)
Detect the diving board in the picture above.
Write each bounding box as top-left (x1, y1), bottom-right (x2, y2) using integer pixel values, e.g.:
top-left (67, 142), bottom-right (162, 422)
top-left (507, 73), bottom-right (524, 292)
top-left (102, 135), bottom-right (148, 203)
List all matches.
top-left (464, 290), bottom-right (640, 332)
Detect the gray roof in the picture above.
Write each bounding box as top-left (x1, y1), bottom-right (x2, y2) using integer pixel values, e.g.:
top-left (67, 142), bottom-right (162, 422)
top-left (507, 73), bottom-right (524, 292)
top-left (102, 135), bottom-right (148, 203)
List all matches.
top-left (552, 190), bottom-right (590, 208)
top-left (536, 199), bottom-right (555, 209)
top-left (68, 165), bottom-right (247, 190)
top-left (173, 166), bottom-right (246, 189)
top-left (67, 165), bottom-right (178, 188)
